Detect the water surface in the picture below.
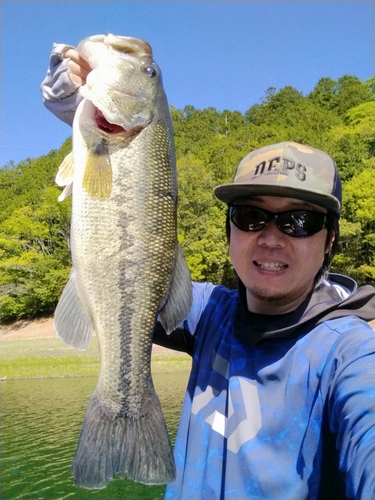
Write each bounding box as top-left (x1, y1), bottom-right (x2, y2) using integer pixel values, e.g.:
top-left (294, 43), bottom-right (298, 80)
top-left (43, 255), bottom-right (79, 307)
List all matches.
top-left (1, 373), bottom-right (189, 499)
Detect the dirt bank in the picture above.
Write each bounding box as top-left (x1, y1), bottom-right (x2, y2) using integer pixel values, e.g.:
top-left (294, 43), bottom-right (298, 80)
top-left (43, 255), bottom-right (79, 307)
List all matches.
top-left (1, 317), bottom-right (56, 340)
top-left (0, 317), bottom-right (189, 359)
top-left (2, 316), bottom-right (374, 358)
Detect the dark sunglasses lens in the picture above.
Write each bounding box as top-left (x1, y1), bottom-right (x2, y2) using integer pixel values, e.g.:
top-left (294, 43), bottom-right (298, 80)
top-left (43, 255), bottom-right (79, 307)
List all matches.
top-left (230, 207), bottom-right (326, 237)
top-left (278, 211), bottom-right (326, 237)
top-left (230, 207), bottom-right (267, 232)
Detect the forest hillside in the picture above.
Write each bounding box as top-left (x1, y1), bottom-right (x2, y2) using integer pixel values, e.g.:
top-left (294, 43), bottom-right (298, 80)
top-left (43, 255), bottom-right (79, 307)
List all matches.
top-left (1, 74), bottom-right (374, 321)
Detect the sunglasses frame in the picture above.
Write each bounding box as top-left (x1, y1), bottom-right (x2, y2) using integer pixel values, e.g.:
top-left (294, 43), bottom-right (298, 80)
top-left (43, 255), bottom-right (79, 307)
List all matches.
top-left (229, 205), bottom-right (328, 238)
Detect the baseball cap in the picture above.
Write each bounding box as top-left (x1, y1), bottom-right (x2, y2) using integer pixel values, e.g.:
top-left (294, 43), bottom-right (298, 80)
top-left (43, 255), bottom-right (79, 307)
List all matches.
top-left (214, 142), bottom-right (342, 213)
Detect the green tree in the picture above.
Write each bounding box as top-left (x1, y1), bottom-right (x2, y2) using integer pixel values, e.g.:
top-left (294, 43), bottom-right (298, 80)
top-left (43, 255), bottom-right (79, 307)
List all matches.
top-left (365, 76), bottom-right (375, 98)
top-left (177, 152), bottom-right (231, 284)
top-left (0, 149), bottom-right (72, 320)
top-left (326, 101), bottom-right (375, 181)
top-left (245, 85), bottom-right (341, 149)
top-left (334, 169), bottom-right (375, 283)
top-left (309, 75), bottom-right (373, 116)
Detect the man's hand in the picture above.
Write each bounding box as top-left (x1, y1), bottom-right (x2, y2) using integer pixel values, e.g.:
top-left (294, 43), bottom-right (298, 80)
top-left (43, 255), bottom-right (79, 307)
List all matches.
top-left (64, 48), bottom-right (91, 85)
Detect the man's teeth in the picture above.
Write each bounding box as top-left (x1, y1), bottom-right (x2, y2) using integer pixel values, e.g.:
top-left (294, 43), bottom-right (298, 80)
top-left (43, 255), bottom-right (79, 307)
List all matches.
top-left (255, 262), bottom-right (287, 271)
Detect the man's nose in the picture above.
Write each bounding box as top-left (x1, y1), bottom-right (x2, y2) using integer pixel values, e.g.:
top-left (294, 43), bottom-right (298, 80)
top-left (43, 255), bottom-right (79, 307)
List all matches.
top-left (256, 220), bottom-right (287, 247)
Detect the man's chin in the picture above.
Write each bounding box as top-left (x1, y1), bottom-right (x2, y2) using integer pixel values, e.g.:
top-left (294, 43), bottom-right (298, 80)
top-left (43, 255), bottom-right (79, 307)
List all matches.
top-left (248, 286), bottom-right (288, 304)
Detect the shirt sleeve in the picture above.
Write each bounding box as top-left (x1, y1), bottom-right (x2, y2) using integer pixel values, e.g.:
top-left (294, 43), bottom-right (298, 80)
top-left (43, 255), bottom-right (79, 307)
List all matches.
top-left (181, 281), bottom-right (216, 335)
top-left (324, 320), bottom-right (375, 499)
top-left (40, 43), bottom-right (85, 126)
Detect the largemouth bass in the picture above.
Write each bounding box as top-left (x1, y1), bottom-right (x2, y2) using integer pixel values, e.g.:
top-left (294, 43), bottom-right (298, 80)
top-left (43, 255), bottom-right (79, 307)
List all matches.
top-left (54, 34), bottom-right (192, 489)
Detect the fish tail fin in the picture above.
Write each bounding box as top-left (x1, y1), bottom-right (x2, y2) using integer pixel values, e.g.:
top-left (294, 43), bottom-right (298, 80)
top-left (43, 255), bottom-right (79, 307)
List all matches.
top-left (72, 392), bottom-right (175, 488)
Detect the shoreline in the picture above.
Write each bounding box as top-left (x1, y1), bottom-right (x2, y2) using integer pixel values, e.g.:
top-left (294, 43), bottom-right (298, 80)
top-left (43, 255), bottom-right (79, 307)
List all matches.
top-left (0, 316), bottom-right (57, 340)
top-left (0, 316), bottom-right (191, 380)
top-left (0, 316), bottom-right (188, 359)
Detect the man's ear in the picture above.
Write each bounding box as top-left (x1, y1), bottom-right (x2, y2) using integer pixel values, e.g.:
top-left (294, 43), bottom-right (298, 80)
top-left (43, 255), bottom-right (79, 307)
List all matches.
top-left (325, 231), bottom-right (335, 254)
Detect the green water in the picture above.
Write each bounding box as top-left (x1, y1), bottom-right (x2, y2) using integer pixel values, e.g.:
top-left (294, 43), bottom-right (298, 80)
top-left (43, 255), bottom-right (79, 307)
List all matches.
top-left (0, 373), bottom-right (189, 499)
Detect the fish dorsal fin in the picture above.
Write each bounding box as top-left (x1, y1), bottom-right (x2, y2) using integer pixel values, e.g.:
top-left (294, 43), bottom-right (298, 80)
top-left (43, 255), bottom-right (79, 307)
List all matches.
top-left (159, 243), bottom-right (192, 334)
top-left (54, 268), bottom-right (93, 350)
top-left (56, 151), bottom-right (75, 186)
top-left (82, 141), bottom-right (112, 200)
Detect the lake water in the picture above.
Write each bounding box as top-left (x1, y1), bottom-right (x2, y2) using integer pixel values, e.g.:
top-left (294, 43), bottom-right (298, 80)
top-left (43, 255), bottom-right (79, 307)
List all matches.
top-left (0, 372), bottom-right (189, 500)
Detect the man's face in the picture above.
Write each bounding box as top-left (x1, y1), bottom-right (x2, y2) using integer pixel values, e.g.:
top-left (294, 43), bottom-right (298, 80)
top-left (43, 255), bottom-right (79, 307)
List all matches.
top-left (229, 195), bottom-right (333, 314)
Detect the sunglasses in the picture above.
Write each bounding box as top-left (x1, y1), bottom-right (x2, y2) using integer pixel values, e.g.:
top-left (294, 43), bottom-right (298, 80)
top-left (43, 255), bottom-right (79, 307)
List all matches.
top-left (229, 205), bottom-right (328, 238)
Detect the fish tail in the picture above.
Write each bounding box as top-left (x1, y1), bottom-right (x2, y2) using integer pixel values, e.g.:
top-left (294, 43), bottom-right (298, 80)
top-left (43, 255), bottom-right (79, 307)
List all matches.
top-left (72, 392), bottom-right (175, 488)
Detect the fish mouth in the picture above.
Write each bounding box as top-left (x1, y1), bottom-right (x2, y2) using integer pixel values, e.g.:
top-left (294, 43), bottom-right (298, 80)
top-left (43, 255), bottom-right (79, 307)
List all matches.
top-left (93, 107), bottom-right (149, 138)
top-left (94, 108), bottom-right (127, 134)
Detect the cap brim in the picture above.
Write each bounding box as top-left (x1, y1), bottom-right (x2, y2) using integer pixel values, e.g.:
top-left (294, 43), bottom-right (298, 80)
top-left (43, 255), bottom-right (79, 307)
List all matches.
top-left (213, 183), bottom-right (341, 213)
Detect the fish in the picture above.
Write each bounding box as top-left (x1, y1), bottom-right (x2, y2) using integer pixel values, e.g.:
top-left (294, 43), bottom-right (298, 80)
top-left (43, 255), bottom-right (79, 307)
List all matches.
top-left (53, 34), bottom-right (192, 489)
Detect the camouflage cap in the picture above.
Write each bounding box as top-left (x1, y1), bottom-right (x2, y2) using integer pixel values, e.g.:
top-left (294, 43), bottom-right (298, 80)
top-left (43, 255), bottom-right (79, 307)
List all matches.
top-left (214, 142), bottom-right (342, 213)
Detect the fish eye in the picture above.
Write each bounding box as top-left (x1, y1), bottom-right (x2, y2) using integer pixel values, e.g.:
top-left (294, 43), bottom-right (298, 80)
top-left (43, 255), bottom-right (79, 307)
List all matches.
top-left (144, 65), bottom-right (157, 77)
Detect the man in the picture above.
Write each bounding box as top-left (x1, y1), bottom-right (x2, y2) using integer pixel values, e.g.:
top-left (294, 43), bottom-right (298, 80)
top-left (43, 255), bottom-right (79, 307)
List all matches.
top-left (41, 44), bottom-right (375, 499)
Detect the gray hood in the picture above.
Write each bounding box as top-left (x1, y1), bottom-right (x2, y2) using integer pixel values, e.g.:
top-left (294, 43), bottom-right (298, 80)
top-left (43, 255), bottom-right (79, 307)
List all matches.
top-left (234, 273), bottom-right (375, 346)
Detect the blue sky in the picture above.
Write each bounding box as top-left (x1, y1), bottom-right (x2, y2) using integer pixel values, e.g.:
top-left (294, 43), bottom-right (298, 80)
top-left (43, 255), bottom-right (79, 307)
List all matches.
top-left (1, 0), bottom-right (374, 167)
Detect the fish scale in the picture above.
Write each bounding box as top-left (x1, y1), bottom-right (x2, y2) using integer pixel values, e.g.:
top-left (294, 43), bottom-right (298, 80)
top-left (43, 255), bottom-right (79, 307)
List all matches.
top-left (53, 34), bottom-right (192, 489)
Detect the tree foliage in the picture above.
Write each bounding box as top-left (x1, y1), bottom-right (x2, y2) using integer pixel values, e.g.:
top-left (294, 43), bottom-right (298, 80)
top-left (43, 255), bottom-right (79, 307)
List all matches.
top-left (1, 74), bottom-right (375, 321)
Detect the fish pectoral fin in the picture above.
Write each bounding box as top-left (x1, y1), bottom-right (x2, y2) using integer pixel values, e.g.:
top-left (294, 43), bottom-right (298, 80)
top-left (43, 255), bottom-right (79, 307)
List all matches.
top-left (159, 244), bottom-right (192, 334)
top-left (82, 142), bottom-right (112, 200)
top-left (54, 269), bottom-right (93, 350)
top-left (56, 151), bottom-right (75, 186)
top-left (58, 182), bottom-right (73, 201)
